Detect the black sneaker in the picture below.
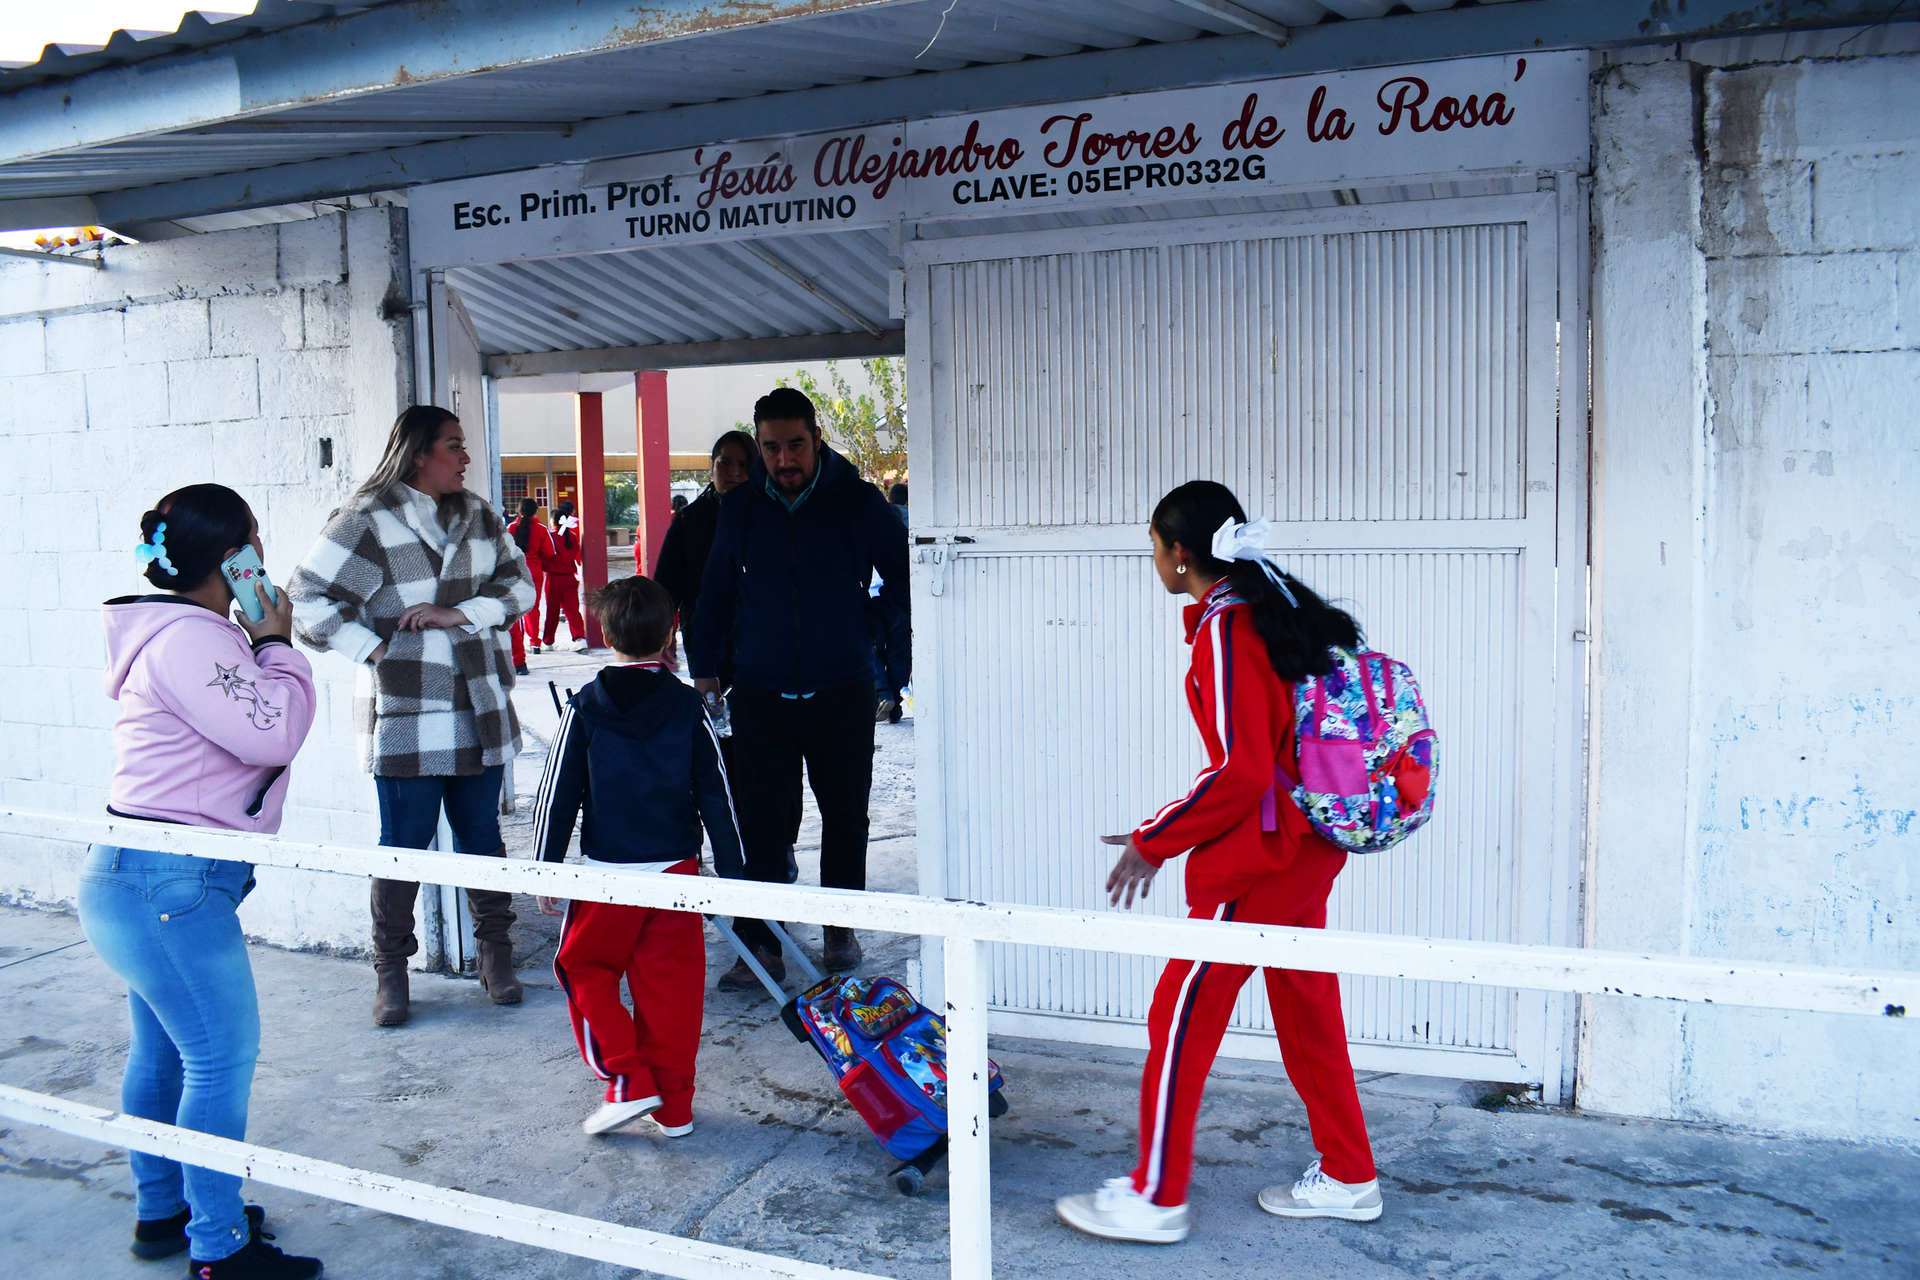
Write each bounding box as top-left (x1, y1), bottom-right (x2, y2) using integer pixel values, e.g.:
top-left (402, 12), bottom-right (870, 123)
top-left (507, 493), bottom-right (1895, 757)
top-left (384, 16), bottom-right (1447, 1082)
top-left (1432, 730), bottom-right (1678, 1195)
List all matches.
top-left (132, 1205), bottom-right (267, 1261)
top-left (513, 663), bottom-right (531, 676)
top-left (186, 1234), bottom-right (322, 1280)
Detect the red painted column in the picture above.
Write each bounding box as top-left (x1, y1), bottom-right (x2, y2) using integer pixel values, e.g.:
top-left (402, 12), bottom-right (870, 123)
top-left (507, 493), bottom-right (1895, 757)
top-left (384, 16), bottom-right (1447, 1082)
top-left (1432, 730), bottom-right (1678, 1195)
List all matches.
top-left (575, 391), bottom-right (608, 650)
top-left (635, 369), bottom-right (672, 576)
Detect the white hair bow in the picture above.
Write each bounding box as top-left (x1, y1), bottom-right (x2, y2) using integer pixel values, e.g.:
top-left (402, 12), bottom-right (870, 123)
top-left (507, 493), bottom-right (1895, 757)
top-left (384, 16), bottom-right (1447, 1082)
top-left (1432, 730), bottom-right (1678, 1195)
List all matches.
top-left (1211, 517), bottom-right (1298, 607)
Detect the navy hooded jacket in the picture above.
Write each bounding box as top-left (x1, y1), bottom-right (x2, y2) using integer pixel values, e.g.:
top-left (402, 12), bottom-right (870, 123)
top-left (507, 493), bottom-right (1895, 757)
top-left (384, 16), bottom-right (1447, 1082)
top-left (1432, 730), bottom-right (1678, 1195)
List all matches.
top-left (688, 444), bottom-right (910, 695)
top-left (532, 664), bottom-right (744, 875)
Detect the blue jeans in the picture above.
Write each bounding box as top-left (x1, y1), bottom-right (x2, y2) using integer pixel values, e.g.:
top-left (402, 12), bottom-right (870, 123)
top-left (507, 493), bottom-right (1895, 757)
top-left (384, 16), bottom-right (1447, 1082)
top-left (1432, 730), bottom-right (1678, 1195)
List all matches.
top-left (77, 846), bottom-right (260, 1263)
top-left (370, 765), bottom-right (513, 963)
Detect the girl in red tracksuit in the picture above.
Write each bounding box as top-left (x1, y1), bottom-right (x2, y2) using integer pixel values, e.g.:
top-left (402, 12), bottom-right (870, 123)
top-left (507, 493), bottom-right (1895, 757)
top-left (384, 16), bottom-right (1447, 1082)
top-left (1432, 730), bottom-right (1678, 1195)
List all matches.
top-left (507, 497), bottom-right (555, 671)
top-left (542, 498), bottom-right (586, 649)
top-left (1056, 480), bottom-right (1380, 1246)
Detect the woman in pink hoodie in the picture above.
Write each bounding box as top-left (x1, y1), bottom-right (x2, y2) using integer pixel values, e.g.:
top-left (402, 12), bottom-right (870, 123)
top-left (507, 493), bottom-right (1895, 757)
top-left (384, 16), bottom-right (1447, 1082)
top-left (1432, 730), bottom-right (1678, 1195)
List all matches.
top-left (84, 484), bottom-right (322, 1280)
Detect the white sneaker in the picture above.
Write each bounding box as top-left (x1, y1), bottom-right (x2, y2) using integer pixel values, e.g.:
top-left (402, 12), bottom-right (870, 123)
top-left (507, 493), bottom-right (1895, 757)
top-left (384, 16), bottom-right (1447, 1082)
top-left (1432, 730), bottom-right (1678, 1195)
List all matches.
top-left (1257, 1159), bottom-right (1382, 1221)
top-left (1056, 1176), bottom-right (1189, 1243)
top-left (572, 638), bottom-right (590, 653)
top-left (583, 1096), bottom-right (662, 1135)
top-left (648, 1115), bottom-right (693, 1138)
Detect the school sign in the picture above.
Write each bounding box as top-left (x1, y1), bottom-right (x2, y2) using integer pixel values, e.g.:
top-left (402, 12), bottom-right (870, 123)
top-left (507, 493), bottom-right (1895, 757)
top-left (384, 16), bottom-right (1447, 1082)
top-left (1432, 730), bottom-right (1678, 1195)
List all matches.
top-left (409, 51), bottom-right (1588, 269)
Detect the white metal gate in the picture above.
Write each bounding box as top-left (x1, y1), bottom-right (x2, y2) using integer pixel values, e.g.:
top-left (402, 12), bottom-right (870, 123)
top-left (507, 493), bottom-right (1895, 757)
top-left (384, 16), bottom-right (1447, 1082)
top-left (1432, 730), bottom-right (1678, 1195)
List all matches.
top-left (908, 188), bottom-right (1588, 1091)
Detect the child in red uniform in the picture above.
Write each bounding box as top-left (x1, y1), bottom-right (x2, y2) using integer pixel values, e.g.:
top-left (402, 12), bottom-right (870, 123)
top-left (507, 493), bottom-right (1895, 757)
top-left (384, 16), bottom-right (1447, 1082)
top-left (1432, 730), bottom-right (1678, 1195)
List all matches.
top-left (1057, 480), bottom-right (1381, 1244)
top-left (532, 576), bottom-right (743, 1136)
top-left (541, 498), bottom-right (587, 652)
top-left (506, 497), bottom-right (555, 672)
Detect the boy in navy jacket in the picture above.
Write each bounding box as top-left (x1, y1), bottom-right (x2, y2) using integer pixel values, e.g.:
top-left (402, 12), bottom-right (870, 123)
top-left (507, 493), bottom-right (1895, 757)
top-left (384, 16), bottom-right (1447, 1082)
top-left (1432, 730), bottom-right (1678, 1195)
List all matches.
top-left (532, 575), bottom-right (743, 1137)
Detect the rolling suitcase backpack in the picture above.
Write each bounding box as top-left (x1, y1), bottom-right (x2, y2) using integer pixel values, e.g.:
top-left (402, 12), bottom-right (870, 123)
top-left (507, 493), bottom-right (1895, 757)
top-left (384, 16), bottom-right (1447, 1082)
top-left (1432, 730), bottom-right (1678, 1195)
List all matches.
top-left (782, 973), bottom-right (1010, 1194)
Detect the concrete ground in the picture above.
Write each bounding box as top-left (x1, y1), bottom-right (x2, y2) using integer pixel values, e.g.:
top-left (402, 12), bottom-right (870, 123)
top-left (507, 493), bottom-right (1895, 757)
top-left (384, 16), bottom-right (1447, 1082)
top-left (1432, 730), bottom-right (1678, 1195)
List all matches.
top-left (4, 648), bottom-right (1915, 1278)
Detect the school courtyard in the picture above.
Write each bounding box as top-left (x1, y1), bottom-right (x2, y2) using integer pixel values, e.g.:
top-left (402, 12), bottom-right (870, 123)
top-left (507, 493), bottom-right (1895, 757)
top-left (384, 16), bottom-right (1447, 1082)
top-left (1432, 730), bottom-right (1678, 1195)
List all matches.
top-left (3, 650), bottom-right (1914, 1280)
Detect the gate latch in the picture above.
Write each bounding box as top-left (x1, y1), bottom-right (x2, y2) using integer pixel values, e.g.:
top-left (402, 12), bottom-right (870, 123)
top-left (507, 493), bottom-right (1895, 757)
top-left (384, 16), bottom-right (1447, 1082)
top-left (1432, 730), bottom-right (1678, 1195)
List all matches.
top-left (914, 533), bottom-right (974, 597)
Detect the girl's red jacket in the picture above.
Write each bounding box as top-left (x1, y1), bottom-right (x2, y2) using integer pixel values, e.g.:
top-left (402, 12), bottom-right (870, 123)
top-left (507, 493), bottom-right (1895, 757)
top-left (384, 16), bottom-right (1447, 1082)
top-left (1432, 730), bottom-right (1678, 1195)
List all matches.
top-left (507, 517), bottom-right (556, 590)
top-left (547, 519), bottom-right (582, 577)
top-left (1132, 585), bottom-right (1341, 910)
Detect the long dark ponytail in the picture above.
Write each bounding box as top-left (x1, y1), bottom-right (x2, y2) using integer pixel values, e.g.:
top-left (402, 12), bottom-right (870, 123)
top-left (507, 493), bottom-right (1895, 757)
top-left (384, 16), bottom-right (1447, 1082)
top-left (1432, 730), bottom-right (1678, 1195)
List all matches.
top-left (555, 498), bottom-right (578, 550)
top-left (513, 497), bottom-right (537, 553)
top-left (1150, 481), bottom-right (1361, 682)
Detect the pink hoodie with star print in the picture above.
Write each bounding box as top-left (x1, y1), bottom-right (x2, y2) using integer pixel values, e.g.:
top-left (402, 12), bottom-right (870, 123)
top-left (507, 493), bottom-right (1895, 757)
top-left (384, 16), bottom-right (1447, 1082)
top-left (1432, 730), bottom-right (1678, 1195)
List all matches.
top-left (101, 595), bottom-right (317, 833)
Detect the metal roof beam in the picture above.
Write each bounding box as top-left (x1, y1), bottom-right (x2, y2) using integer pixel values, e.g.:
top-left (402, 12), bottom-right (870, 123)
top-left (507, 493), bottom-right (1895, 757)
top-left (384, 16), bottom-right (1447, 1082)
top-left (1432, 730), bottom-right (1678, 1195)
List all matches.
top-left (37, 0), bottom-right (1912, 228)
top-left (0, 0), bottom-right (915, 163)
top-left (1162, 0), bottom-right (1291, 43)
top-left (489, 330), bottom-right (904, 378)
top-left (181, 119), bottom-right (576, 136)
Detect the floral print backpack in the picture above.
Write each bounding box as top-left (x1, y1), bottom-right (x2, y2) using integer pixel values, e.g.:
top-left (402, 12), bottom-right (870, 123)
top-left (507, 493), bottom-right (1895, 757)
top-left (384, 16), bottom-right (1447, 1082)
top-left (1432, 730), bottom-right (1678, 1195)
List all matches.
top-left (1260, 646), bottom-right (1439, 854)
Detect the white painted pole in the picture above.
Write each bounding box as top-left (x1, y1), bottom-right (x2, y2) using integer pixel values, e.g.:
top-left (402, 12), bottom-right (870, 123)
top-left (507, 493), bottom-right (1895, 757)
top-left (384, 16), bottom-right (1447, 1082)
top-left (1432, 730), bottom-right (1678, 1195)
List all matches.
top-left (7, 810), bottom-right (1917, 1018)
top-left (943, 935), bottom-right (992, 1280)
top-left (0, 1084), bottom-right (886, 1280)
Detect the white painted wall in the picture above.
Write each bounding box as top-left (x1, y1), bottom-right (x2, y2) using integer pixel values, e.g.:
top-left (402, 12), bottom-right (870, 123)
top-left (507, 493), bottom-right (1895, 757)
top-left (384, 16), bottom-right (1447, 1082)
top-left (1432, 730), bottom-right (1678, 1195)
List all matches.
top-left (1586, 50), bottom-right (1919, 1140)
top-left (0, 209), bottom-right (413, 953)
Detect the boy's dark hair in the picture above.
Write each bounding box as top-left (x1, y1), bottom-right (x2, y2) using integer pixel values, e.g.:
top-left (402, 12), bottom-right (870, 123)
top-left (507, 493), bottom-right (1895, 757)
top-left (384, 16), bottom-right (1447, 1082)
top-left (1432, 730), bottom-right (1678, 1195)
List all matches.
top-left (139, 484), bottom-right (254, 592)
top-left (888, 482), bottom-right (909, 505)
top-left (1150, 480), bottom-right (1362, 683)
top-left (590, 575), bottom-right (676, 657)
top-left (753, 387), bottom-right (818, 434)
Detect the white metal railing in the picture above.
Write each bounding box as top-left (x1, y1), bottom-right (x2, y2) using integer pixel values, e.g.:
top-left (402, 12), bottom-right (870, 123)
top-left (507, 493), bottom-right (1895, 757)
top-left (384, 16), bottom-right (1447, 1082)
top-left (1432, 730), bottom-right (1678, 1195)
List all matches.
top-left (2, 808), bottom-right (1914, 1280)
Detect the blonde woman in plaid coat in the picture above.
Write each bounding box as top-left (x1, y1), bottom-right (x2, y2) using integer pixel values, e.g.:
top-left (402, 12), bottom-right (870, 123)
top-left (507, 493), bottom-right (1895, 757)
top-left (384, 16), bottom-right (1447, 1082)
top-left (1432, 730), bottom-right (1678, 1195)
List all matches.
top-left (290, 406), bottom-right (536, 1027)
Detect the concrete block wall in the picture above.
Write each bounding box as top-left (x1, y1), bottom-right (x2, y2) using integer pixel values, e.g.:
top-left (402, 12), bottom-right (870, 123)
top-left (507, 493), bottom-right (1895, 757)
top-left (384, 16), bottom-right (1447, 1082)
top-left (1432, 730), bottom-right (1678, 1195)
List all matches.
top-left (0, 208), bottom-right (413, 953)
top-left (1588, 49), bottom-right (1919, 1140)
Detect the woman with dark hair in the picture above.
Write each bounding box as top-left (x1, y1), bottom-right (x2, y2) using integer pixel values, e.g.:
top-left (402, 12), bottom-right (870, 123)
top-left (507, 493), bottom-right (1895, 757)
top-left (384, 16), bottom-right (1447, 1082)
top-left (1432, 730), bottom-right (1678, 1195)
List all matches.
top-left (653, 429), bottom-right (755, 668)
top-left (507, 496), bottom-right (554, 675)
top-left (288, 406), bottom-right (536, 1028)
top-left (85, 484), bottom-right (322, 1277)
top-left (1056, 480), bottom-right (1381, 1245)
top-left (541, 497), bottom-right (587, 652)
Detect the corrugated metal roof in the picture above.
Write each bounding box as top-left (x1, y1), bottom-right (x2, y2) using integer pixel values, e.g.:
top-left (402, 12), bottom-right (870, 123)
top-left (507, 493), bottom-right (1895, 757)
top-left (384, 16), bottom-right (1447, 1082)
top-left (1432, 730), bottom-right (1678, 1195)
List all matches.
top-left (0, 0), bottom-right (1460, 89)
top-left (448, 225), bottom-right (897, 355)
top-left (0, 0), bottom-right (1512, 208)
top-left (0, 2), bottom-right (408, 86)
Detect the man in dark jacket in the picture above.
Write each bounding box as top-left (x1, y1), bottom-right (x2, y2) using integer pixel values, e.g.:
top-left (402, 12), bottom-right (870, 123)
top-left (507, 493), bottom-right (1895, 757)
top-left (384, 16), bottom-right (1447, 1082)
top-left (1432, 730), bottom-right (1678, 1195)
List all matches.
top-left (690, 388), bottom-right (910, 986)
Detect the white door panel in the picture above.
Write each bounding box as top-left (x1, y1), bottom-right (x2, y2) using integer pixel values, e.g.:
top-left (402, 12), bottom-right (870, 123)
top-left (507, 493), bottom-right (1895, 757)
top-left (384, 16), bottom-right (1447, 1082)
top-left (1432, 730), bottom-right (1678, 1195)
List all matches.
top-left (909, 192), bottom-right (1580, 1084)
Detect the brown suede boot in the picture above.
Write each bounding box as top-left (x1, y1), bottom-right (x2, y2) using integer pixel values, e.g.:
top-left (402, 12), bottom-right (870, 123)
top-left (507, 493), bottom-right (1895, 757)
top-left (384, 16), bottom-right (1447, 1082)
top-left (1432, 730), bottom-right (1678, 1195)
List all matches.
top-left (478, 940), bottom-right (523, 1005)
top-left (373, 963), bottom-right (410, 1026)
top-left (823, 927), bottom-right (863, 972)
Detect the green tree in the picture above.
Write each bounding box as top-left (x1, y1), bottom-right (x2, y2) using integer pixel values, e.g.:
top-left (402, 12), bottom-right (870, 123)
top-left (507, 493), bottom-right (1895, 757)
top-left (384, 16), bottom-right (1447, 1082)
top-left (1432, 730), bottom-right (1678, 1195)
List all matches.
top-left (777, 357), bottom-right (907, 488)
top-left (604, 472), bottom-right (638, 528)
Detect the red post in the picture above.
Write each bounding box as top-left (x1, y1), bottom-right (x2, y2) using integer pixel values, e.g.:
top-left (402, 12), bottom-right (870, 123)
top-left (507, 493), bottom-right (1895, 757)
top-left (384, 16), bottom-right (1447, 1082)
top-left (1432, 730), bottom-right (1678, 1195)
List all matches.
top-left (575, 391), bottom-right (608, 650)
top-left (635, 369), bottom-right (673, 576)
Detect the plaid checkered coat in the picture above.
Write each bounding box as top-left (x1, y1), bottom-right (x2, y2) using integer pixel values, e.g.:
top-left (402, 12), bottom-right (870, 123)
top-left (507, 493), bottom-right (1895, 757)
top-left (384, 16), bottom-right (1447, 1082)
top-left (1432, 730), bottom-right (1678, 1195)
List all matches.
top-left (290, 483), bottom-right (536, 777)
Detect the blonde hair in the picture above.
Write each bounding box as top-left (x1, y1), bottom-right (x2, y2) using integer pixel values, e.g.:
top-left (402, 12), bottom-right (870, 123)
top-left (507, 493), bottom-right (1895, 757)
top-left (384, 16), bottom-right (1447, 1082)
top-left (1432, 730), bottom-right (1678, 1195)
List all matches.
top-left (355, 405), bottom-right (461, 501)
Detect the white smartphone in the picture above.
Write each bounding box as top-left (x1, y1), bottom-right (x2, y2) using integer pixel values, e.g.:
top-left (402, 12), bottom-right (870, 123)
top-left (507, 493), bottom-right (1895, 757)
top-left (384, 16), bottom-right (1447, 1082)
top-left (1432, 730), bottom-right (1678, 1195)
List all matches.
top-left (219, 545), bottom-right (278, 623)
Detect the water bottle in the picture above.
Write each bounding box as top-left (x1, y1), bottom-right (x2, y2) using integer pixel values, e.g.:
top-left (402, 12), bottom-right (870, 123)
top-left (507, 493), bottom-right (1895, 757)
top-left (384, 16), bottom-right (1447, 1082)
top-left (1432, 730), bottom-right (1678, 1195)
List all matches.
top-left (704, 690), bottom-right (732, 738)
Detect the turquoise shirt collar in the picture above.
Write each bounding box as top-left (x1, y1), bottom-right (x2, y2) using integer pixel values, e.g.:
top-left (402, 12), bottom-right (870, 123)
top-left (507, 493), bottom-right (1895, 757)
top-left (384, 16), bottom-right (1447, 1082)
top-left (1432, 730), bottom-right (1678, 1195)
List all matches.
top-left (766, 463), bottom-right (821, 512)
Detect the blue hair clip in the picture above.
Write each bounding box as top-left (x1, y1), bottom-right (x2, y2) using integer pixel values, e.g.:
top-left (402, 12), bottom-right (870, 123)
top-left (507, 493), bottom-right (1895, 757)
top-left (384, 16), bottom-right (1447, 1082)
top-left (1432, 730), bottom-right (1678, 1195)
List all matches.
top-left (135, 521), bottom-right (177, 576)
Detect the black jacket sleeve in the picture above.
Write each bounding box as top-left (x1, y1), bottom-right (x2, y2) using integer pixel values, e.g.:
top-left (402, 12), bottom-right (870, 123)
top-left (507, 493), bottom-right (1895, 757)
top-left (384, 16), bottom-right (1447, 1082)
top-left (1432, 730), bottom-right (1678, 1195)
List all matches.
top-left (691, 709), bottom-right (745, 878)
top-left (688, 497), bottom-right (743, 680)
top-left (655, 513), bottom-right (692, 607)
top-left (531, 702), bottom-right (591, 863)
top-left (871, 486), bottom-right (910, 628)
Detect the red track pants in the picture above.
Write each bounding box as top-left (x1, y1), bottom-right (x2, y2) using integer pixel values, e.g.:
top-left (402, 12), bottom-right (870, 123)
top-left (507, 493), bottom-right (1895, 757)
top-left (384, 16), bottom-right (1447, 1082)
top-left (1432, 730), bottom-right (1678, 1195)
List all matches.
top-left (1131, 842), bottom-right (1376, 1205)
top-left (552, 860), bottom-right (705, 1124)
top-left (541, 574), bottom-right (584, 646)
top-left (509, 613), bottom-right (532, 666)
